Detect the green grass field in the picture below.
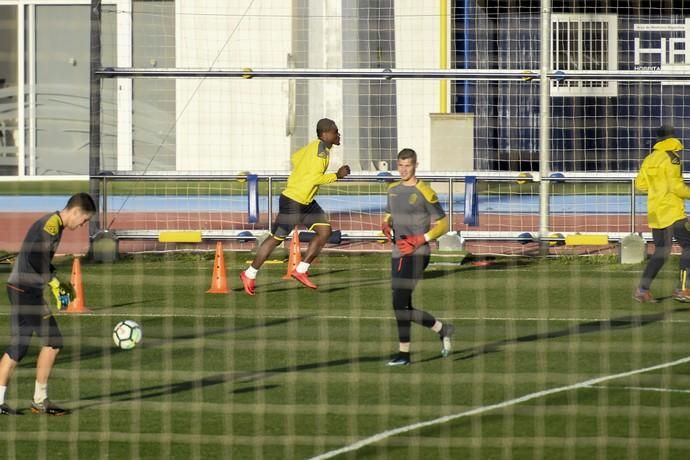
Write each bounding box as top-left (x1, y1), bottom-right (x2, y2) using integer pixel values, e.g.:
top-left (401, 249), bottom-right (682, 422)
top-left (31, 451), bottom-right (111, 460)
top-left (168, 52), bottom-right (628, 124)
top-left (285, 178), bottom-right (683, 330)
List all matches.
top-left (1, 253), bottom-right (689, 459)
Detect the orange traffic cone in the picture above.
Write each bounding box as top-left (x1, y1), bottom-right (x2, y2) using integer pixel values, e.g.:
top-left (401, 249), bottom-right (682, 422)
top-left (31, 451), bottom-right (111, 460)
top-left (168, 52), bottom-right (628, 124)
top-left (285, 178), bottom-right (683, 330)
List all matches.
top-left (282, 227), bottom-right (302, 279)
top-left (65, 257), bottom-right (91, 313)
top-left (207, 241), bottom-right (229, 294)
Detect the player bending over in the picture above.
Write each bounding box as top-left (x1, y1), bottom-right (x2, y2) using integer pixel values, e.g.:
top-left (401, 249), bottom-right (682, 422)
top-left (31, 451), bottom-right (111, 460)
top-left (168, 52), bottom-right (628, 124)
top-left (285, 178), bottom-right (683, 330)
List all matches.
top-left (0, 193), bottom-right (96, 415)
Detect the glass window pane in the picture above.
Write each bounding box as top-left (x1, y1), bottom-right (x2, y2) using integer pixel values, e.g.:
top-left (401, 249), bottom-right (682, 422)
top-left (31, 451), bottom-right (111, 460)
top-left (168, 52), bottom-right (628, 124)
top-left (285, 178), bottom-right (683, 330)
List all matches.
top-left (0, 5), bottom-right (18, 175)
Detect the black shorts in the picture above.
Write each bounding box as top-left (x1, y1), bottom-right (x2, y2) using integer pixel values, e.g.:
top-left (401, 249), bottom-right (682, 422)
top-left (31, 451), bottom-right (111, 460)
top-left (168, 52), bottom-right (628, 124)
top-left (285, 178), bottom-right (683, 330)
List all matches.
top-left (391, 254), bottom-right (430, 291)
top-left (270, 194), bottom-right (330, 239)
top-left (652, 218), bottom-right (690, 249)
top-left (5, 284), bottom-right (63, 362)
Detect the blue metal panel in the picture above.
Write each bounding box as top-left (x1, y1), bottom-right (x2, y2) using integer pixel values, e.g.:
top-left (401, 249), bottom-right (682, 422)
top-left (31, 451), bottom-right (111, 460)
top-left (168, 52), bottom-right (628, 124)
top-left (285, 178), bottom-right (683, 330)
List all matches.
top-left (247, 174), bottom-right (259, 224)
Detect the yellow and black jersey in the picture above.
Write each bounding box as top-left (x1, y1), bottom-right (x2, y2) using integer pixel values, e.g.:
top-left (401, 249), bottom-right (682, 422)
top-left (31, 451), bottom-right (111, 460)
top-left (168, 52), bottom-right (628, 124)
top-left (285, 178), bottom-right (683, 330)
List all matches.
top-left (636, 137), bottom-right (690, 229)
top-left (282, 139), bottom-right (338, 205)
top-left (385, 180), bottom-right (448, 256)
top-left (8, 212), bottom-right (64, 289)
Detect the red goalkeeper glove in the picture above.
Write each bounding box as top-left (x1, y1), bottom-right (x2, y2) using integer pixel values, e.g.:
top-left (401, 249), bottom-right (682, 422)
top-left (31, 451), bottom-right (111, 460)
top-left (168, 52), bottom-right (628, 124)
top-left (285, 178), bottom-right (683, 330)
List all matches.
top-left (381, 221), bottom-right (393, 242)
top-left (396, 234), bottom-right (426, 256)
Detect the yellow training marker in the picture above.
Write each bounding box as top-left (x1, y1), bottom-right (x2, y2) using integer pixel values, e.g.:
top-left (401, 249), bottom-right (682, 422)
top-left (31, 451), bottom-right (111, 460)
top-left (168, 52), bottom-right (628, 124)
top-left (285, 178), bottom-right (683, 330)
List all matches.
top-left (159, 231), bottom-right (202, 243)
top-left (565, 234), bottom-right (609, 246)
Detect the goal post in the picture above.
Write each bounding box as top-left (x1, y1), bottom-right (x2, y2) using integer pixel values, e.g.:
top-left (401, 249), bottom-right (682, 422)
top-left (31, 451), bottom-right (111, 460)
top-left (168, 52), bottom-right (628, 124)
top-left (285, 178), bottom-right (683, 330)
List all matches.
top-left (89, 2), bottom-right (690, 254)
top-left (88, 170), bottom-right (643, 256)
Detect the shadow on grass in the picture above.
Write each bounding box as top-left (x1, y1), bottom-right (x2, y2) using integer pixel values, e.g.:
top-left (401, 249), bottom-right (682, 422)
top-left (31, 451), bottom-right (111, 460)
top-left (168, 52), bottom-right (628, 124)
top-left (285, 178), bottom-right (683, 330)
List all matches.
top-left (315, 278), bottom-right (388, 294)
top-left (28, 316), bottom-right (314, 369)
top-left (232, 268), bottom-right (351, 294)
top-left (151, 315), bottom-right (315, 343)
top-left (247, 255), bottom-right (536, 295)
top-left (74, 354), bottom-right (386, 410)
top-left (311, 256), bottom-right (537, 291)
top-left (452, 309), bottom-right (678, 362)
top-left (420, 256), bottom-right (537, 281)
top-left (247, 268), bottom-right (388, 295)
top-left (236, 257), bottom-right (536, 295)
top-left (106, 297), bottom-right (168, 309)
top-left (460, 255), bottom-right (537, 270)
top-left (231, 384), bottom-right (281, 395)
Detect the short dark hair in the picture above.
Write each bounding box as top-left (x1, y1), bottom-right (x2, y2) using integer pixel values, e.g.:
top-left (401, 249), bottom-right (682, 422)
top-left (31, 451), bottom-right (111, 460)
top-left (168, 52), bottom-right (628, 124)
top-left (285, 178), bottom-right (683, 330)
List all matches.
top-left (316, 118), bottom-right (337, 137)
top-left (657, 124), bottom-right (678, 141)
top-left (397, 148), bottom-right (417, 163)
top-left (65, 193), bottom-right (97, 213)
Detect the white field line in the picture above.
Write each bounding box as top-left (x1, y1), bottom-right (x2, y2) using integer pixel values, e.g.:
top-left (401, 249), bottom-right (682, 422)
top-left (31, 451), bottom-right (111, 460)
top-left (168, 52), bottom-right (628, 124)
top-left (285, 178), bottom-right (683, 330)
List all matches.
top-left (587, 385), bottom-right (690, 395)
top-left (0, 311), bottom-right (688, 323)
top-left (309, 355), bottom-right (690, 460)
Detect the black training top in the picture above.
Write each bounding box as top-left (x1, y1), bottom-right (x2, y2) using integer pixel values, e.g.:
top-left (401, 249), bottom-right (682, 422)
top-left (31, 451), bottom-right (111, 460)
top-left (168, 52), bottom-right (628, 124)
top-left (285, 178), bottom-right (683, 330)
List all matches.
top-left (8, 212), bottom-right (64, 290)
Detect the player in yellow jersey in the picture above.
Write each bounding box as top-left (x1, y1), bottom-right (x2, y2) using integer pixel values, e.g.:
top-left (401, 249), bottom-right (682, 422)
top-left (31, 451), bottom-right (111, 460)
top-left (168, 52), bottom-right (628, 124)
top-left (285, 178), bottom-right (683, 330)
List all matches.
top-left (633, 125), bottom-right (690, 303)
top-left (240, 118), bottom-right (350, 295)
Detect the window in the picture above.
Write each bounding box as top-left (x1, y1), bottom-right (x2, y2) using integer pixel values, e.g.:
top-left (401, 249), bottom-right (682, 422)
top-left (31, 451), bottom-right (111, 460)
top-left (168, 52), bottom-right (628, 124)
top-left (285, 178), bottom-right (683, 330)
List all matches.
top-left (551, 14), bottom-right (618, 97)
top-left (0, 5), bottom-right (18, 175)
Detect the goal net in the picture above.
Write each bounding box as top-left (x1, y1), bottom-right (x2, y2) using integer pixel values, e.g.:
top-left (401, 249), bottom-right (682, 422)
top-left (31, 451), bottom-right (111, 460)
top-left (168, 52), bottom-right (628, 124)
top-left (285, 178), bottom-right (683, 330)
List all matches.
top-left (91, 1), bottom-right (690, 255)
top-left (3, 2), bottom-right (688, 460)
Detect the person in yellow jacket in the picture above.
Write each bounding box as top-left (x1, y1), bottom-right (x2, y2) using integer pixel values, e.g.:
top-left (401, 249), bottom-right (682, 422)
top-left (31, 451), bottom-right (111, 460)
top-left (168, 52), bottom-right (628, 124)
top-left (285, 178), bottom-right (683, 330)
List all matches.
top-left (240, 118), bottom-right (350, 295)
top-left (633, 125), bottom-right (690, 303)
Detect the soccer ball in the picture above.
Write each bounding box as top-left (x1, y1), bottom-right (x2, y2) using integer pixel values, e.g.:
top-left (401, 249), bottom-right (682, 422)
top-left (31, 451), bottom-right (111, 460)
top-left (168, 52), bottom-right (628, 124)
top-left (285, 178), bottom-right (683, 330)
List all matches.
top-left (112, 320), bottom-right (143, 350)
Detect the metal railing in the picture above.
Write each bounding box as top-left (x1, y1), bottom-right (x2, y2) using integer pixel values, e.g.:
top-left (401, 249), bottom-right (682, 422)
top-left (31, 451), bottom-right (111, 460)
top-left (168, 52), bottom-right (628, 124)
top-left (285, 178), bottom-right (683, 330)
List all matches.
top-left (92, 172), bottom-right (643, 245)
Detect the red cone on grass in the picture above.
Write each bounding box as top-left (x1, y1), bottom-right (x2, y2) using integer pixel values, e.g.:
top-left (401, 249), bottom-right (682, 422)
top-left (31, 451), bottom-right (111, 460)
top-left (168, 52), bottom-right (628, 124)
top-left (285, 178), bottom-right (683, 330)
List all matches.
top-left (207, 241), bottom-right (230, 294)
